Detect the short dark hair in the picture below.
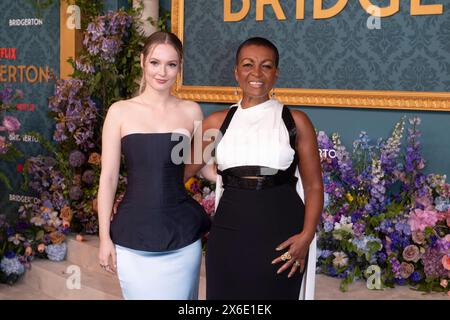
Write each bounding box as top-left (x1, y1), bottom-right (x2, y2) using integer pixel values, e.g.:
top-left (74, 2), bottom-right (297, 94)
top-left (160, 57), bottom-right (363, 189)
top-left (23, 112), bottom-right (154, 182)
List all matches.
top-left (235, 37), bottom-right (279, 68)
top-left (142, 31), bottom-right (183, 62)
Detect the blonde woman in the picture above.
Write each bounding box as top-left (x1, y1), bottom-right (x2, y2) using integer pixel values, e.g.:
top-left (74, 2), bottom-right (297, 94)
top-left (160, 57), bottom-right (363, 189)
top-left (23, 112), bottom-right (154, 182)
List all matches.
top-left (97, 31), bottom-right (210, 299)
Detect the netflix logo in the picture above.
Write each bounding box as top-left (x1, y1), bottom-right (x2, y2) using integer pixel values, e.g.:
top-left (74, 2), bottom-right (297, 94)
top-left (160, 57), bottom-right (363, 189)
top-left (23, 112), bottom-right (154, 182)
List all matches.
top-left (0, 48), bottom-right (16, 60)
top-left (16, 103), bottom-right (36, 112)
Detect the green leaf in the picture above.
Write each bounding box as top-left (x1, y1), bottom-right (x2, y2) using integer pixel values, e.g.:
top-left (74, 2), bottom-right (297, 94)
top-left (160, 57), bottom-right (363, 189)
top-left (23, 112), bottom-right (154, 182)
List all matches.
top-left (36, 230), bottom-right (45, 241)
top-left (0, 172), bottom-right (12, 190)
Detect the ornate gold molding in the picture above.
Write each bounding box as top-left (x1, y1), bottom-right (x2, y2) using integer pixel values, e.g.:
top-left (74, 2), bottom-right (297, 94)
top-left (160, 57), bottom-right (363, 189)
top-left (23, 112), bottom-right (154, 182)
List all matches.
top-left (60, 0), bottom-right (82, 79)
top-left (171, 0), bottom-right (450, 111)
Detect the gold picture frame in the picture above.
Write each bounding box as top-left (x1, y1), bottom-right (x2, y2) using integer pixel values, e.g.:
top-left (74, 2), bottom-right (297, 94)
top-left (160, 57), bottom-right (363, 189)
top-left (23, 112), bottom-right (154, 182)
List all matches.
top-left (171, 0), bottom-right (450, 111)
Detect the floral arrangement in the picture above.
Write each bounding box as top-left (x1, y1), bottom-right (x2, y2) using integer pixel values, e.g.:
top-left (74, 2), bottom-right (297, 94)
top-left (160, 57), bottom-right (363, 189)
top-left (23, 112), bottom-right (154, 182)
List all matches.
top-left (21, 6), bottom-right (143, 238)
top-left (1, 3), bottom-right (146, 285)
top-left (185, 176), bottom-right (216, 216)
top-left (316, 117), bottom-right (450, 294)
top-left (185, 175), bottom-right (216, 247)
top-left (0, 85), bottom-right (23, 189)
top-left (0, 85), bottom-right (28, 284)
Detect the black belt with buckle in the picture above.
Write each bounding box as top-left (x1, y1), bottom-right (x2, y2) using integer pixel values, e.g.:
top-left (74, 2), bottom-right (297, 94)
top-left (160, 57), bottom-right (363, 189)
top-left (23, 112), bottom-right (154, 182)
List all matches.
top-left (221, 174), bottom-right (297, 190)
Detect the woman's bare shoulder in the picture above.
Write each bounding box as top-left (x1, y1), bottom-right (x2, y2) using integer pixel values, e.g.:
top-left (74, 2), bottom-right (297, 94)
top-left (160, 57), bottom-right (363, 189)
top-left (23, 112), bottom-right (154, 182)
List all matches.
top-left (204, 108), bottom-right (230, 129)
top-left (290, 109), bottom-right (314, 131)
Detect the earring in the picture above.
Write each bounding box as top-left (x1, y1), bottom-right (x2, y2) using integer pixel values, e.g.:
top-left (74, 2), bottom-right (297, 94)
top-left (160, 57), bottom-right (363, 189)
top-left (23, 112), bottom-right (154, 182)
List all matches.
top-left (271, 88), bottom-right (276, 99)
top-left (234, 87), bottom-right (239, 96)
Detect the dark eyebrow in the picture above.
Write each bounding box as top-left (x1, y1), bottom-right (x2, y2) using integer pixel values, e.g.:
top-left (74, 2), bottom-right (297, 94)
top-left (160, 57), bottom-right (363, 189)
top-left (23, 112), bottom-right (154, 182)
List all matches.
top-left (148, 58), bottom-right (179, 63)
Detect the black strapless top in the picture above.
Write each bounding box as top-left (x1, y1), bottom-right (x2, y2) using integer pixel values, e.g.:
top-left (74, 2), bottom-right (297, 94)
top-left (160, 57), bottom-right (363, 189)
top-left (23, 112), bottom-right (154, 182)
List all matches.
top-left (110, 132), bottom-right (211, 251)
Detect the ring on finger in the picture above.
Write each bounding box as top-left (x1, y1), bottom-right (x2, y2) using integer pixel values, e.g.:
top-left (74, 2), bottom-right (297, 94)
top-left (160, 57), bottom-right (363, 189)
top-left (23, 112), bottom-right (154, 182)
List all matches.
top-left (281, 251), bottom-right (292, 261)
top-left (294, 261), bottom-right (301, 267)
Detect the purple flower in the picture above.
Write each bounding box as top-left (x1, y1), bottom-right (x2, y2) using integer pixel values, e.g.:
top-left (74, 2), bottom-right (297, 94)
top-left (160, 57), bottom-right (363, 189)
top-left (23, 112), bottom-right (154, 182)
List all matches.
top-left (69, 186), bottom-right (83, 201)
top-left (82, 170), bottom-right (96, 185)
top-left (390, 257), bottom-right (402, 279)
top-left (410, 271), bottom-right (421, 282)
top-left (352, 222), bottom-right (365, 238)
top-left (5, 251), bottom-right (15, 259)
top-left (422, 247), bottom-right (450, 278)
top-left (377, 252), bottom-right (387, 264)
top-left (69, 150), bottom-right (86, 167)
top-left (324, 221), bottom-right (334, 232)
top-left (6, 227), bottom-right (14, 237)
top-left (75, 60), bottom-right (95, 74)
top-left (326, 266), bottom-right (337, 276)
top-left (84, 11), bottom-right (131, 63)
top-left (395, 221), bottom-right (411, 236)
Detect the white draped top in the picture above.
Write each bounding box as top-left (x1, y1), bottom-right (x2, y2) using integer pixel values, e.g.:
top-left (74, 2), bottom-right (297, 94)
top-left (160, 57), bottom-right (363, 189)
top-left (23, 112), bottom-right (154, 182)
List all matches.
top-left (216, 99), bottom-right (295, 171)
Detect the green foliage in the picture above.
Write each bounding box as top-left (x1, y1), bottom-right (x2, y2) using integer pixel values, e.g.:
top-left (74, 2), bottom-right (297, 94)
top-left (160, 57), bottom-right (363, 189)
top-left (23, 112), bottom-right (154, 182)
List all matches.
top-left (149, 10), bottom-right (171, 31)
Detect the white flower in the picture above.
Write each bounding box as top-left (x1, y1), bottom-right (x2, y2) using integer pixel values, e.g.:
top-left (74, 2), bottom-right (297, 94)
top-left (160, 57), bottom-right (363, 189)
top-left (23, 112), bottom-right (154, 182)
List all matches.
top-left (30, 214), bottom-right (45, 227)
top-left (46, 211), bottom-right (62, 228)
top-left (202, 186), bottom-right (211, 194)
top-left (8, 233), bottom-right (25, 245)
top-left (334, 216), bottom-right (354, 234)
top-left (332, 251), bottom-right (348, 268)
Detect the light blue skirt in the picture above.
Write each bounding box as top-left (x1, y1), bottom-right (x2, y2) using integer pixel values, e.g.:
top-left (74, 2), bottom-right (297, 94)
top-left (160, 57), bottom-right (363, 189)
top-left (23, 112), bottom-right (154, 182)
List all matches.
top-left (115, 239), bottom-right (202, 300)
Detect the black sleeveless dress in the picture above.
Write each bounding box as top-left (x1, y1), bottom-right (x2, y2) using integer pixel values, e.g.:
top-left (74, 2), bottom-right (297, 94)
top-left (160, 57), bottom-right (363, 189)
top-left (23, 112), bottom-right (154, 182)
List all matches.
top-left (110, 132), bottom-right (210, 251)
top-left (206, 103), bottom-right (306, 300)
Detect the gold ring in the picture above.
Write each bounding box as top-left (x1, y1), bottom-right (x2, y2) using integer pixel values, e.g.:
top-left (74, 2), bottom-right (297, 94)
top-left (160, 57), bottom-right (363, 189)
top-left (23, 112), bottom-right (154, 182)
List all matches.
top-left (281, 252), bottom-right (292, 261)
top-left (294, 261), bottom-right (301, 267)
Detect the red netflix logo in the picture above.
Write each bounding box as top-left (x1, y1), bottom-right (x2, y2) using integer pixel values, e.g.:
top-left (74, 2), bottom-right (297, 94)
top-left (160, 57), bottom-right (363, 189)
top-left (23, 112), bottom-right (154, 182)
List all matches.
top-left (0, 48), bottom-right (17, 60)
top-left (16, 103), bottom-right (35, 111)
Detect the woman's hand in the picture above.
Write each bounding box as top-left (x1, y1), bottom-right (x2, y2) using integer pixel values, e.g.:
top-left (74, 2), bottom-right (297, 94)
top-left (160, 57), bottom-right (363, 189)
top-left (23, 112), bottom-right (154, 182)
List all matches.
top-left (271, 231), bottom-right (314, 278)
top-left (111, 193), bottom-right (124, 219)
top-left (98, 238), bottom-right (117, 274)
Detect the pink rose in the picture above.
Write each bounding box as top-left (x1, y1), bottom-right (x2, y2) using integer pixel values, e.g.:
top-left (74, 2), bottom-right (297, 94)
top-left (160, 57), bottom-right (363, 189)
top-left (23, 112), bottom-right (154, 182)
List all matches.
top-left (442, 255), bottom-right (450, 271)
top-left (201, 196), bottom-right (215, 215)
top-left (412, 231), bottom-right (425, 245)
top-left (440, 279), bottom-right (448, 288)
top-left (399, 262), bottom-right (415, 279)
top-left (37, 243), bottom-right (46, 253)
top-left (402, 245), bottom-right (420, 262)
top-left (2, 116), bottom-right (20, 132)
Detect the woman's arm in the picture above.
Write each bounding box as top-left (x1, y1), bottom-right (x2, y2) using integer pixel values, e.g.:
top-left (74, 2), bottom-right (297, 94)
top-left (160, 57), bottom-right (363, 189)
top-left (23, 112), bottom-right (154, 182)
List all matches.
top-left (184, 109), bottom-right (228, 182)
top-left (97, 103), bottom-right (123, 273)
top-left (272, 109), bottom-right (324, 277)
top-left (198, 164), bottom-right (217, 182)
top-left (97, 103), bottom-right (122, 242)
top-left (293, 110), bottom-right (324, 241)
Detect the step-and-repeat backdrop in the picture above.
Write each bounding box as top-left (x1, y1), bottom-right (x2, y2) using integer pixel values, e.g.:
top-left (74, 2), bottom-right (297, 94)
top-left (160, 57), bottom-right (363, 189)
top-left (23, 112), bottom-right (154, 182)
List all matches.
top-left (0, 0), bottom-right (59, 219)
top-left (172, 0), bottom-right (450, 110)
